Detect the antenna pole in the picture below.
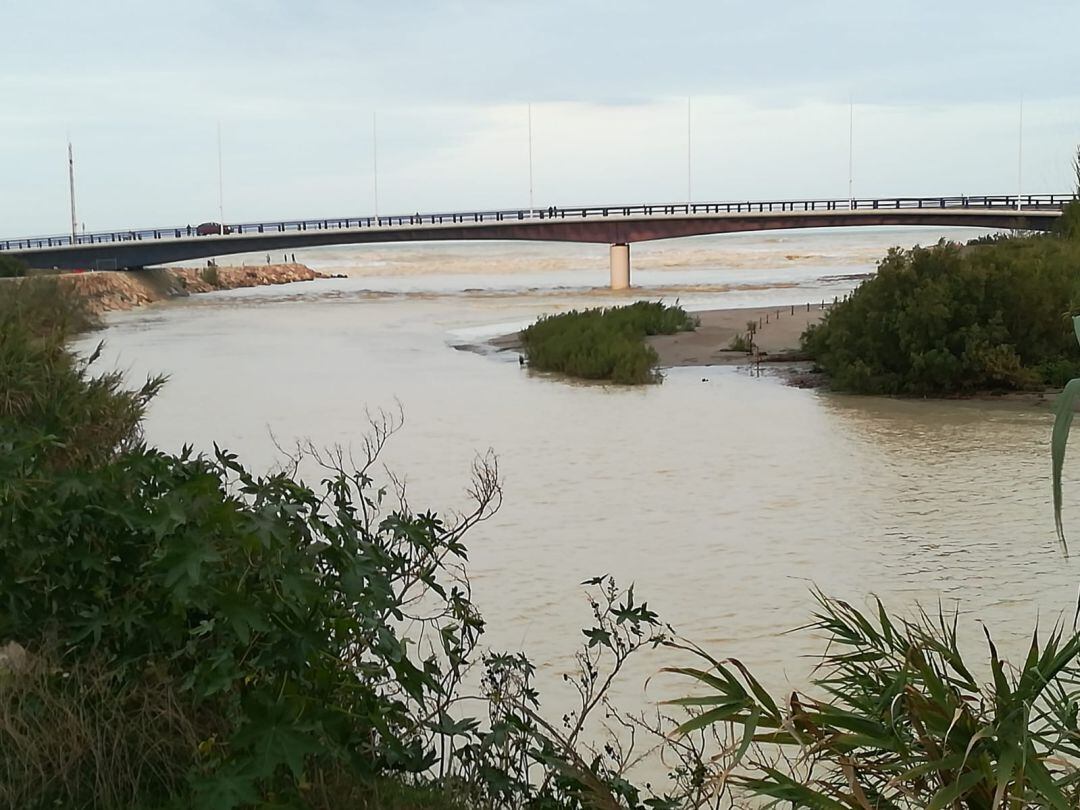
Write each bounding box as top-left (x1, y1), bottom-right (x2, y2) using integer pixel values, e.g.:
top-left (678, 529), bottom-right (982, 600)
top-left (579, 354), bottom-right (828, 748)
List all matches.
top-left (847, 94), bottom-right (854, 209)
top-left (372, 112), bottom-right (380, 218)
top-left (67, 140), bottom-right (77, 243)
top-left (528, 103), bottom-right (534, 211)
top-left (687, 96), bottom-right (692, 202)
top-left (217, 122), bottom-right (224, 233)
top-left (1017, 96), bottom-right (1024, 211)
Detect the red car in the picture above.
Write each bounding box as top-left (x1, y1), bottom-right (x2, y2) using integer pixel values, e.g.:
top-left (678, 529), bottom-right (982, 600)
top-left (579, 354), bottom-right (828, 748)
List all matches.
top-left (195, 222), bottom-right (232, 236)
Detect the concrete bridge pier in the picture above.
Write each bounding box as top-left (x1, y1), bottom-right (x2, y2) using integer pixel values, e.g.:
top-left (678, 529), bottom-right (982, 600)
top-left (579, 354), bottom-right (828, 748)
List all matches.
top-left (610, 243), bottom-right (630, 290)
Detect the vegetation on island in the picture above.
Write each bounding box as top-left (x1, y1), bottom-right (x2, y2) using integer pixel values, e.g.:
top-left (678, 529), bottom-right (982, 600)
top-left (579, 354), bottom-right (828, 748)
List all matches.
top-left (9, 272), bottom-right (1080, 807)
top-left (801, 220), bottom-right (1080, 395)
top-left (520, 301), bottom-right (697, 384)
top-left (803, 151), bottom-right (1080, 396)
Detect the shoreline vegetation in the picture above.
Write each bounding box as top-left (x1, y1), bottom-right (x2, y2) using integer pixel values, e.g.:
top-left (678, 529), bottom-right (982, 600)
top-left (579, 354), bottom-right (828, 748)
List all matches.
top-left (7, 270), bottom-right (1080, 807)
top-left (802, 221), bottom-right (1080, 396)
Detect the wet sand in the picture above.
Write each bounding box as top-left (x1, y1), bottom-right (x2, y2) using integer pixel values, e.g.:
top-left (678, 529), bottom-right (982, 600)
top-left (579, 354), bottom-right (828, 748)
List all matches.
top-left (650, 304), bottom-right (825, 367)
top-left (487, 303), bottom-right (826, 368)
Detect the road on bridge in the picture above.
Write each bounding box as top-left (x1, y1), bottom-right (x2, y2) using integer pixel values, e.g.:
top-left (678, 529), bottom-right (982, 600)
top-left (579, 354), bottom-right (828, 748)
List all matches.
top-left (2, 193), bottom-right (1071, 289)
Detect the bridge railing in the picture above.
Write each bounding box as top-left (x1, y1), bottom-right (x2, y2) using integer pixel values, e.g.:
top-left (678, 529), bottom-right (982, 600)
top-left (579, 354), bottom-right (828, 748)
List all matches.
top-left (3, 194), bottom-right (1075, 252)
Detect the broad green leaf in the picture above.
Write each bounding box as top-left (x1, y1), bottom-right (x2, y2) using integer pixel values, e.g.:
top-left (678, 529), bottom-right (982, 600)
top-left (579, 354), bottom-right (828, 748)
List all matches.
top-left (232, 718), bottom-right (321, 780)
top-left (1051, 316), bottom-right (1080, 552)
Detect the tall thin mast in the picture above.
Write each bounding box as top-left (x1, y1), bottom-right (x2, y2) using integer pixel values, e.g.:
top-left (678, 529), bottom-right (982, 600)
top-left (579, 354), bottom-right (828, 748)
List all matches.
top-left (1017, 96), bottom-right (1024, 211)
top-left (528, 103), bottom-right (534, 211)
top-left (687, 96), bottom-right (692, 202)
top-left (67, 140), bottom-right (77, 243)
top-left (217, 122), bottom-right (225, 233)
top-left (372, 112), bottom-right (380, 218)
top-left (847, 94), bottom-right (854, 209)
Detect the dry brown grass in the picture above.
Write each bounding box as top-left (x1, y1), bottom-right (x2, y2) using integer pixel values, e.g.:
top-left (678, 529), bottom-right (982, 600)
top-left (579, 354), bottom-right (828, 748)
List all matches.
top-left (0, 653), bottom-right (217, 809)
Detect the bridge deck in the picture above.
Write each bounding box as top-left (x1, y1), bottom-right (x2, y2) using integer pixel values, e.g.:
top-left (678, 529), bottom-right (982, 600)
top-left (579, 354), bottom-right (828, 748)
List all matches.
top-left (2, 194), bottom-right (1071, 271)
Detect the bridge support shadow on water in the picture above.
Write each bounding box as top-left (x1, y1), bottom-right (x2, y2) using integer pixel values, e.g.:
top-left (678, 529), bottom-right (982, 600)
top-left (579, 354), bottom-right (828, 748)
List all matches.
top-left (2, 195), bottom-right (1071, 289)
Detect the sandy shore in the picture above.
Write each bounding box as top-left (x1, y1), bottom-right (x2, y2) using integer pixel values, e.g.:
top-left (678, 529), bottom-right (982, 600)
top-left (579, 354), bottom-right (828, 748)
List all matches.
top-left (488, 303), bottom-right (827, 369)
top-left (650, 304), bottom-right (825, 367)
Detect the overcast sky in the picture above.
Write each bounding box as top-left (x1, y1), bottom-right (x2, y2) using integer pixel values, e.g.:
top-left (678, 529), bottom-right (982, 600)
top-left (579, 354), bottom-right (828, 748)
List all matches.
top-left (2, 0), bottom-right (1078, 235)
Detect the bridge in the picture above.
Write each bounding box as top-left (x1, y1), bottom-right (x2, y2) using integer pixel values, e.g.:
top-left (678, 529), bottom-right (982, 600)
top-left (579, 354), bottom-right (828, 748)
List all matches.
top-left (2, 193), bottom-right (1072, 289)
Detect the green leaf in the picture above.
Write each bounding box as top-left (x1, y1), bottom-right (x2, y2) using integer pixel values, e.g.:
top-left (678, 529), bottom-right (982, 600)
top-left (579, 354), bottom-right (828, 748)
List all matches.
top-left (218, 596), bottom-right (271, 646)
top-left (1023, 757), bottom-right (1071, 810)
top-left (583, 627), bottom-right (612, 648)
top-left (1051, 318), bottom-right (1080, 553)
top-left (191, 768), bottom-right (261, 810)
top-left (232, 717), bottom-right (321, 780)
top-left (732, 704), bottom-right (759, 766)
top-left (162, 543), bottom-right (222, 591)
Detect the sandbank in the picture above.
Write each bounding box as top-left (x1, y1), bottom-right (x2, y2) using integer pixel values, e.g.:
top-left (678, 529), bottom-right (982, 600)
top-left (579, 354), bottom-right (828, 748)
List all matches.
top-left (488, 303), bottom-right (826, 369)
top-left (649, 304), bottom-right (824, 367)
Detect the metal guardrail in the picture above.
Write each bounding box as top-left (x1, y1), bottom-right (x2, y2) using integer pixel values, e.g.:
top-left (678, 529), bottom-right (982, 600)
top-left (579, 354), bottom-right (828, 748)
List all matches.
top-left (2, 194), bottom-right (1074, 252)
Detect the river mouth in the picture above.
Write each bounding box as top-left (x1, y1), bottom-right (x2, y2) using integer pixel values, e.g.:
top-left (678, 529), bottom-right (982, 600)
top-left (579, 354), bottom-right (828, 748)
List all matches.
top-left (82, 230), bottom-right (1079, 769)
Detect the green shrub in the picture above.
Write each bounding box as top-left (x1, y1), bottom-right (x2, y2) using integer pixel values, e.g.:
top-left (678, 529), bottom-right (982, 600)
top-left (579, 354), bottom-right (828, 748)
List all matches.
top-left (0, 417), bottom-right (505, 807)
top-left (521, 301), bottom-right (696, 384)
top-left (0, 278), bottom-right (163, 471)
top-left (802, 237), bottom-right (1080, 395)
top-left (0, 255), bottom-right (27, 278)
top-left (727, 332), bottom-right (751, 352)
top-left (0, 281), bottom-right (491, 806)
top-left (1056, 199), bottom-right (1080, 240)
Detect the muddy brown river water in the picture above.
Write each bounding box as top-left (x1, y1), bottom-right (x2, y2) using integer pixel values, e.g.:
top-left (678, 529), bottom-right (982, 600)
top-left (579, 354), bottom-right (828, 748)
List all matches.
top-left (83, 232), bottom-right (1080, 783)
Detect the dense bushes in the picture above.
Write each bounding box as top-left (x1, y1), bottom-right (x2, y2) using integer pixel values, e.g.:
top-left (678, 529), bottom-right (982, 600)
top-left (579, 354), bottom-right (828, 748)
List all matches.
top-left (801, 228), bottom-right (1080, 394)
top-left (0, 428), bottom-right (498, 808)
top-left (0, 281), bottom-right (674, 809)
top-left (0, 255), bottom-right (27, 278)
top-left (521, 301), bottom-right (696, 384)
top-left (2, 282), bottom-right (490, 806)
top-left (0, 278), bottom-right (163, 471)
top-left (1056, 199), bottom-right (1080, 240)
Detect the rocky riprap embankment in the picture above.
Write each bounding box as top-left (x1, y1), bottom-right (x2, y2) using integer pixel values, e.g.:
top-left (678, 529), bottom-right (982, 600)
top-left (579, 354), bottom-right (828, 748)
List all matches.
top-left (53, 264), bottom-right (325, 314)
